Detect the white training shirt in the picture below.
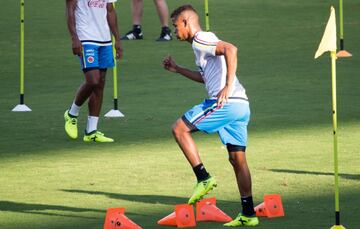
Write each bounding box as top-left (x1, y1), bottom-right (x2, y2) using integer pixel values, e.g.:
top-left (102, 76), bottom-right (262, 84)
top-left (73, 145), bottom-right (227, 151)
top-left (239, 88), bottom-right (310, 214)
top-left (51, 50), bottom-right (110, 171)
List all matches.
top-left (192, 31), bottom-right (248, 101)
top-left (75, 0), bottom-right (117, 45)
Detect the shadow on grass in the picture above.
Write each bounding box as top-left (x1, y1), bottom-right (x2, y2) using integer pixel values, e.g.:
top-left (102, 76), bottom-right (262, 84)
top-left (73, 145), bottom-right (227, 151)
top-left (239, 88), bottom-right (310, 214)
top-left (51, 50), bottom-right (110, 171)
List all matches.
top-left (0, 200), bottom-right (102, 219)
top-left (61, 189), bottom-right (236, 206)
top-left (269, 169), bottom-right (360, 181)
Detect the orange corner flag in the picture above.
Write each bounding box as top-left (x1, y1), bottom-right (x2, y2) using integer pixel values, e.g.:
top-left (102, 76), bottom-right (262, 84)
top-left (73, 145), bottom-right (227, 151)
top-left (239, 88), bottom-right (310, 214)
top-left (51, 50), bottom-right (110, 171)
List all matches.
top-left (314, 6), bottom-right (337, 59)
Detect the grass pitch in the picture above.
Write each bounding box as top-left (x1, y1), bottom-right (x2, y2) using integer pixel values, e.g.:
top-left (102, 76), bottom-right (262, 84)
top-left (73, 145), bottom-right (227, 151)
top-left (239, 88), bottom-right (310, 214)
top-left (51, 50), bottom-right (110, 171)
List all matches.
top-left (0, 0), bottom-right (359, 228)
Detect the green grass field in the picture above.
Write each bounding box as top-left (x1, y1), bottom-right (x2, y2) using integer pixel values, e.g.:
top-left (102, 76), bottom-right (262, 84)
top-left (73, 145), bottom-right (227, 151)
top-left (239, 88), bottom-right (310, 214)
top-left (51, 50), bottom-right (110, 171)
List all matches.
top-left (1, 0), bottom-right (359, 228)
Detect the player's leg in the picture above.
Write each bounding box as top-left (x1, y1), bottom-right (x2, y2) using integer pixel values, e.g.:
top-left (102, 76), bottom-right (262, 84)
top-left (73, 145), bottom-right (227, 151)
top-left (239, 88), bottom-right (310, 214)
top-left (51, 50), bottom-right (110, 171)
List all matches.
top-left (176, 99), bottom-right (229, 204)
top-left (172, 117), bottom-right (217, 204)
top-left (83, 68), bottom-right (113, 142)
top-left (172, 118), bottom-right (201, 167)
top-left (224, 148), bottom-right (259, 227)
top-left (82, 44), bottom-right (114, 142)
top-left (121, 0), bottom-right (143, 40)
top-left (64, 44), bottom-right (102, 139)
top-left (153, 0), bottom-right (172, 41)
top-left (87, 69), bottom-right (106, 117)
top-left (218, 102), bottom-right (259, 226)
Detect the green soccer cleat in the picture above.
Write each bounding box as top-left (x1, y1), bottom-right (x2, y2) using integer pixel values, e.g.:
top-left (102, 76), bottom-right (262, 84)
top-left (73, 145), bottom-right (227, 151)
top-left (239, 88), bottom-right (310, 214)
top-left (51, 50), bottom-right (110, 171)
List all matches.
top-left (224, 213), bottom-right (259, 227)
top-left (64, 110), bottom-right (78, 139)
top-left (188, 176), bottom-right (217, 204)
top-left (83, 131), bottom-right (114, 143)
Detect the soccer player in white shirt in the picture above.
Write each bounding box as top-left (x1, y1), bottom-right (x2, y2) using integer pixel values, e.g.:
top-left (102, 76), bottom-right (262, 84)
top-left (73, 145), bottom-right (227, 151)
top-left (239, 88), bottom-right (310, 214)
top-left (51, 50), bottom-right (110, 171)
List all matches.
top-left (64, 0), bottom-right (123, 142)
top-left (163, 5), bottom-right (259, 227)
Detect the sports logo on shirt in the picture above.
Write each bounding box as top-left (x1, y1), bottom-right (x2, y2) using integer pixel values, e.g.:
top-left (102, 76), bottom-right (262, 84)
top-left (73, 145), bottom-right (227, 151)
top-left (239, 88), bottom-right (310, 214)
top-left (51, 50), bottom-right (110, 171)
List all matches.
top-left (88, 0), bottom-right (106, 8)
top-left (87, 56), bottom-right (95, 63)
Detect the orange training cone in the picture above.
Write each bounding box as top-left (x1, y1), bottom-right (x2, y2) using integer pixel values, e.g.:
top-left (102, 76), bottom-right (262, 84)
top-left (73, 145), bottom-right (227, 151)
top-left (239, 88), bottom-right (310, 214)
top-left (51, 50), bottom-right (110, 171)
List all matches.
top-left (157, 212), bottom-right (177, 227)
top-left (254, 194), bottom-right (284, 218)
top-left (254, 202), bottom-right (267, 217)
top-left (158, 204), bottom-right (196, 228)
top-left (175, 204), bottom-right (196, 228)
top-left (196, 197), bottom-right (232, 223)
top-left (263, 194), bottom-right (284, 218)
top-left (104, 207), bottom-right (142, 229)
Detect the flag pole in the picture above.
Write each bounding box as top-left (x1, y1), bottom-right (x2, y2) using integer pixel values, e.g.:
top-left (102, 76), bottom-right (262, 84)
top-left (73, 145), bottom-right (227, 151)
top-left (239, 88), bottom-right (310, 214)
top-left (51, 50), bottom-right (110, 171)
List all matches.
top-left (12, 0), bottom-right (31, 112)
top-left (336, 0), bottom-right (352, 58)
top-left (314, 6), bottom-right (346, 229)
top-left (204, 0), bottom-right (210, 31)
top-left (329, 51), bottom-right (345, 229)
top-left (104, 2), bottom-right (124, 118)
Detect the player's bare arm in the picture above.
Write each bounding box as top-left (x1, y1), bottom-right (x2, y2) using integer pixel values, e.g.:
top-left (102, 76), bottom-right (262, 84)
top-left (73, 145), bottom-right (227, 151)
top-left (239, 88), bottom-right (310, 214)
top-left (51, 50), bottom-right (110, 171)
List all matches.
top-left (215, 40), bottom-right (238, 106)
top-left (107, 3), bottom-right (123, 59)
top-left (163, 56), bottom-right (204, 83)
top-left (65, 0), bottom-right (82, 56)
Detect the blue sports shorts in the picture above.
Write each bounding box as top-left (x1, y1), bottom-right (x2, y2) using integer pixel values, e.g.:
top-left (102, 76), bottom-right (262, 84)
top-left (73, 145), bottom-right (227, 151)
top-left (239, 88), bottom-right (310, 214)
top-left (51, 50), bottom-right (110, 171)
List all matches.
top-left (182, 99), bottom-right (250, 148)
top-left (79, 44), bottom-right (114, 70)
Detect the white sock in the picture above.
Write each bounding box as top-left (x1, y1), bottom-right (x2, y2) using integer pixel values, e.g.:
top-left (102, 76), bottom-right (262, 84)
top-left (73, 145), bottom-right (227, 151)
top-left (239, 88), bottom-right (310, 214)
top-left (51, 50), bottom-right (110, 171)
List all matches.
top-left (69, 102), bottom-right (81, 117)
top-left (86, 116), bottom-right (99, 134)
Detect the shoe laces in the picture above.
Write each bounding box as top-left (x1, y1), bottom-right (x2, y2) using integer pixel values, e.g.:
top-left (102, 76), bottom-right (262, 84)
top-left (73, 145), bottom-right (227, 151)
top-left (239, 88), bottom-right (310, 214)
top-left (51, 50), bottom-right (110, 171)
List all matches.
top-left (70, 118), bottom-right (77, 125)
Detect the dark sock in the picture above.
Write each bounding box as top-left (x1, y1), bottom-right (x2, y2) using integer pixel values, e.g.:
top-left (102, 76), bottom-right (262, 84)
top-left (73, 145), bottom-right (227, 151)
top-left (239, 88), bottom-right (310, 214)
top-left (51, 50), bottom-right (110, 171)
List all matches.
top-left (192, 163), bottom-right (210, 182)
top-left (162, 26), bottom-right (170, 33)
top-left (241, 196), bottom-right (255, 216)
top-left (133, 25), bottom-right (142, 34)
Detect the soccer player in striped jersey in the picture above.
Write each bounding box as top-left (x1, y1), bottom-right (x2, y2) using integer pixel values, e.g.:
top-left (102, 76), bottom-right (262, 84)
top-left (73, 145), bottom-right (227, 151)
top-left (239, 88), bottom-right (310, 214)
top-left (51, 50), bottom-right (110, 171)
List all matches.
top-left (163, 5), bottom-right (259, 227)
top-left (64, 0), bottom-right (123, 142)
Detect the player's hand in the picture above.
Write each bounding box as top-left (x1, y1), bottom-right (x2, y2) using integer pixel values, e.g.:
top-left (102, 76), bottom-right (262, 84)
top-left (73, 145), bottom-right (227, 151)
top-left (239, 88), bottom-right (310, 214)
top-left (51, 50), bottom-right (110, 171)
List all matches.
top-left (114, 40), bottom-right (123, 59)
top-left (216, 85), bottom-right (231, 107)
top-left (72, 37), bottom-right (83, 56)
top-left (162, 56), bottom-right (178, 73)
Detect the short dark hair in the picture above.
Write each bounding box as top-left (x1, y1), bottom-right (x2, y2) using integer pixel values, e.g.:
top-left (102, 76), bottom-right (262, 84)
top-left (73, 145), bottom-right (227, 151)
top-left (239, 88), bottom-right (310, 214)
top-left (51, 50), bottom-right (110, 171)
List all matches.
top-left (170, 4), bottom-right (197, 20)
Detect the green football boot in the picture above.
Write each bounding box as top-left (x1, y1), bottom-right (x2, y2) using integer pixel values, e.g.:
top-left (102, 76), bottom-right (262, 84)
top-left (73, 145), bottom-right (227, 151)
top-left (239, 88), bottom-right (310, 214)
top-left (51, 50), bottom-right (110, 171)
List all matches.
top-left (224, 213), bottom-right (259, 227)
top-left (64, 110), bottom-right (78, 139)
top-left (83, 131), bottom-right (114, 143)
top-left (188, 176), bottom-right (217, 204)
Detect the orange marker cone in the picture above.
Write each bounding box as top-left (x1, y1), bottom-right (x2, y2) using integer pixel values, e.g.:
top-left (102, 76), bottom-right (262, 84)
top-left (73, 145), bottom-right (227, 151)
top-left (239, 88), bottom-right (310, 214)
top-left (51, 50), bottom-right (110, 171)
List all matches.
top-left (254, 202), bottom-right (267, 217)
top-left (157, 212), bottom-right (177, 226)
top-left (104, 207), bottom-right (142, 229)
top-left (158, 204), bottom-right (196, 228)
top-left (196, 197), bottom-right (232, 222)
top-left (263, 194), bottom-right (284, 218)
top-left (254, 194), bottom-right (284, 218)
top-left (175, 204), bottom-right (196, 228)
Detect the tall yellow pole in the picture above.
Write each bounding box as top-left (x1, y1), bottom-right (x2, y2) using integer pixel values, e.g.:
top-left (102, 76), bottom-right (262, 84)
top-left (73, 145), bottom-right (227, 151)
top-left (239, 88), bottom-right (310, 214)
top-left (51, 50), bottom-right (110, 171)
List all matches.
top-left (204, 0), bottom-right (210, 31)
top-left (20, 0), bottom-right (25, 104)
top-left (329, 51), bottom-right (345, 229)
top-left (104, 2), bottom-right (124, 117)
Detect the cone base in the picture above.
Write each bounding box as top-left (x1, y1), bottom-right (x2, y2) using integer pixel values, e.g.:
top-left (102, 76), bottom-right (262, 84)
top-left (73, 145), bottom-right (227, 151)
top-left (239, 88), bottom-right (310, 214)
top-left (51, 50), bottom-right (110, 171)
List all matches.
top-left (104, 109), bottom-right (124, 118)
top-left (12, 104), bottom-right (31, 112)
top-left (330, 225), bottom-right (346, 229)
top-left (336, 50), bottom-right (352, 58)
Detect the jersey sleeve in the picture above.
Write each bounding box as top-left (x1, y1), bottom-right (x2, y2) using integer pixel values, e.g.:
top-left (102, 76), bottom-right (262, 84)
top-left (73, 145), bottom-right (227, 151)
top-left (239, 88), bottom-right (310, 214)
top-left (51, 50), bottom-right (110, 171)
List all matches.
top-left (193, 32), bottom-right (219, 57)
top-left (107, 0), bottom-right (117, 3)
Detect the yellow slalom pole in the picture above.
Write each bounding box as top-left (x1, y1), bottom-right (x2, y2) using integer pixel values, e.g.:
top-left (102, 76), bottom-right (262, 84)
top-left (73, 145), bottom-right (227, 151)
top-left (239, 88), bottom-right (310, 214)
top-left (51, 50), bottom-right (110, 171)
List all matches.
top-left (104, 2), bottom-right (124, 118)
top-left (204, 0), bottom-right (210, 31)
top-left (336, 0), bottom-right (352, 57)
top-left (330, 51), bottom-right (345, 229)
top-left (112, 34), bottom-right (118, 110)
top-left (20, 0), bottom-right (25, 103)
top-left (12, 0), bottom-right (31, 111)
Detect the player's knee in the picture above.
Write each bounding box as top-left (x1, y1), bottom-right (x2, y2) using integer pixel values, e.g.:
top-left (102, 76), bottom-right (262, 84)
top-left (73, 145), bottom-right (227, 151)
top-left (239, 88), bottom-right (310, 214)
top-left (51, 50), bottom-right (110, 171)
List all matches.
top-left (227, 144), bottom-right (246, 166)
top-left (228, 156), bottom-right (236, 167)
top-left (172, 119), bottom-right (186, 138)
top-left (171, 122), bottom-right (181, 138)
